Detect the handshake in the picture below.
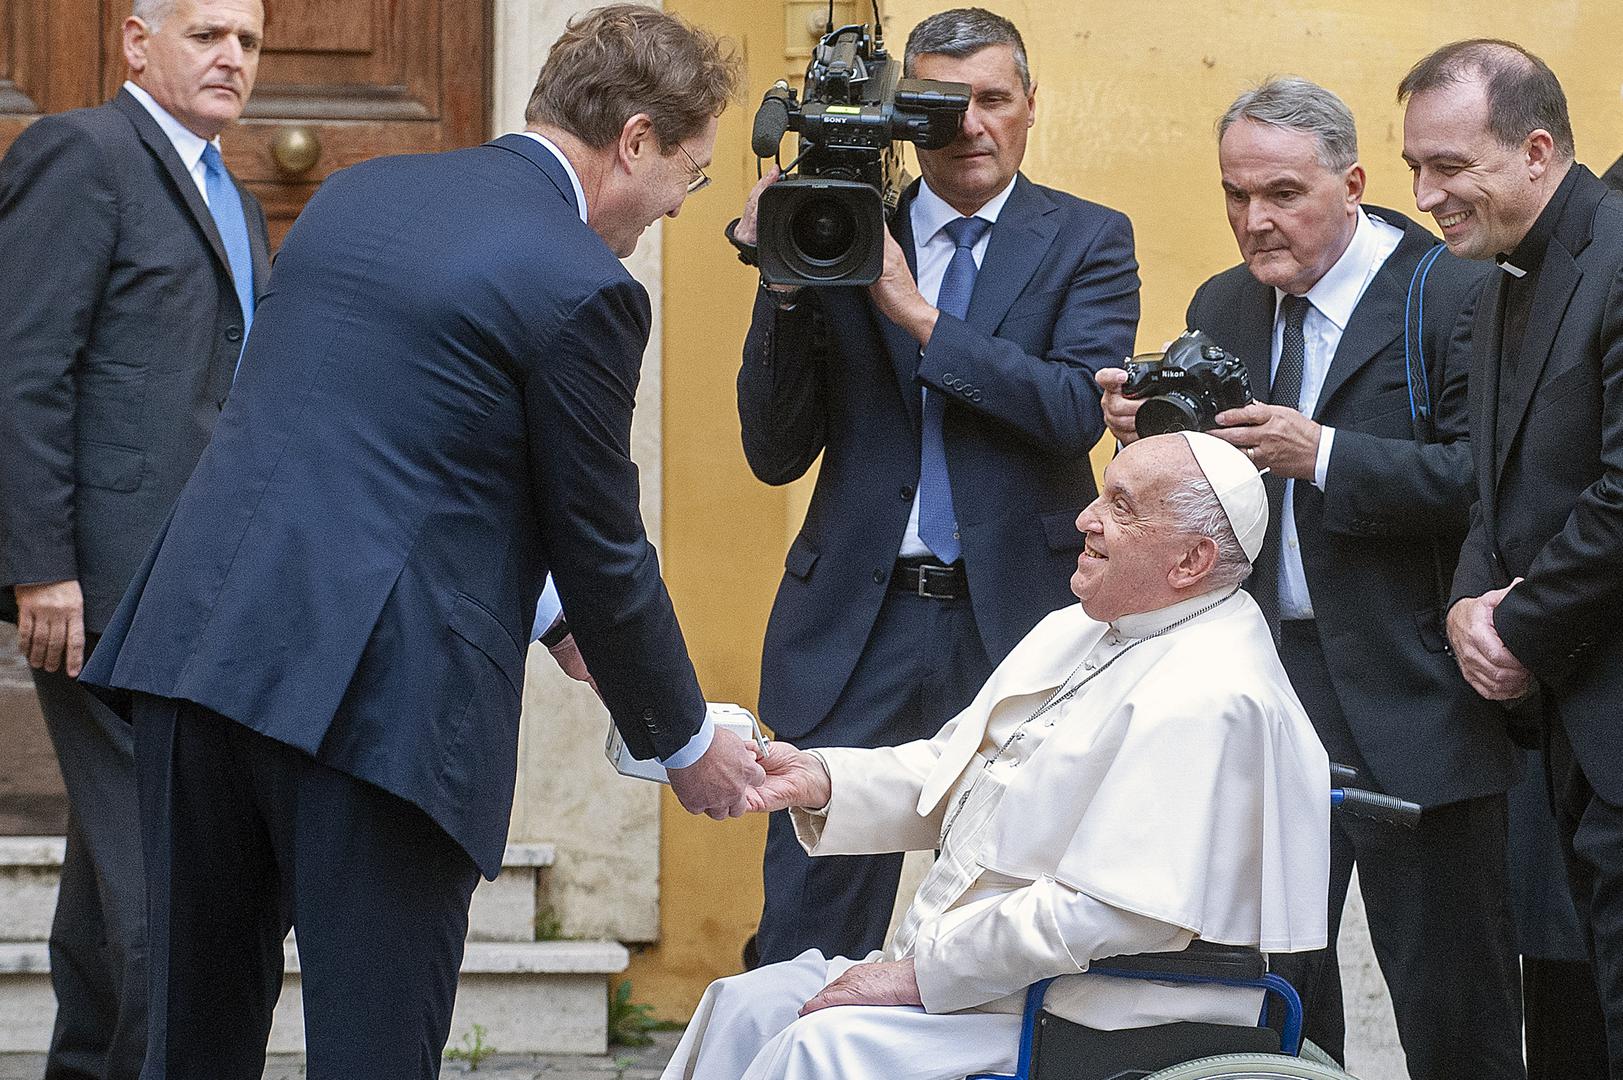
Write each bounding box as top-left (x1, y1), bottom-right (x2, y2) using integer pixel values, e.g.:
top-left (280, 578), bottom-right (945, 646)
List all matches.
top-left (601, 700), bottom-right (830, 822)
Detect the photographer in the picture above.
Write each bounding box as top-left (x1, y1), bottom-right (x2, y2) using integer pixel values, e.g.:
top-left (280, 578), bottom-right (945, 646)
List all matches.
top-left (1101, 78), bottom-right (1520, 1079)
top-left (733, 7), bottom-right (1139, 966)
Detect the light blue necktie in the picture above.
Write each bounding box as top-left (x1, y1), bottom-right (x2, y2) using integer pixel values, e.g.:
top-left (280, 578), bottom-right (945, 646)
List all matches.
top-left (918, 215), bottom-right (990, 565)
top-left (201, 143), bottom-right (255, 351)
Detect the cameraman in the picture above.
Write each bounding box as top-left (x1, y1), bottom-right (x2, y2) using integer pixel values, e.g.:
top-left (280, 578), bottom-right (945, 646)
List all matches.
top-left (1099, 79), bottom-right (1520, 1079)
top-left (734, 7), bottom-right (1139, 966)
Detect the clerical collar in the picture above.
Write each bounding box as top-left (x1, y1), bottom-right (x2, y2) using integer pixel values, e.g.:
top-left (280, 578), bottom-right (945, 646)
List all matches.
top-left (1111, 587), bottom-right (1237, 640)
top-left (1496, 164), bottom-right (1579, 278)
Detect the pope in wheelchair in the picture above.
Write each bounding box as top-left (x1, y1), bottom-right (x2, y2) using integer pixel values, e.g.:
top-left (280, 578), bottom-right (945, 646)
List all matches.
top-left (665, 435), bottom-right (1337, 1071)
top-left (662, 431), bottom-right (1333, 1080)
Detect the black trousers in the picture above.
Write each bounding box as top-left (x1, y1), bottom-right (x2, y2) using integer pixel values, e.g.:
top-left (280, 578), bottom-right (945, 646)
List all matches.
top-left (1270, 620), bottom-right (1524, 1080)
top-left (1552, 726), bottom-right (1623, 1078)
top-left (133, 695), bottom-right (481, 1080)
top-left (33, 659), bottom-right (147, 1080)
top-left (755, 586), bottom-right (992, 964)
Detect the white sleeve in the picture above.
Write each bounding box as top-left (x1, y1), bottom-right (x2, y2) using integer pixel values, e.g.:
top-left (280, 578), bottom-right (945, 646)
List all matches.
top-left (912, 878), bottom-right (1190, 1014)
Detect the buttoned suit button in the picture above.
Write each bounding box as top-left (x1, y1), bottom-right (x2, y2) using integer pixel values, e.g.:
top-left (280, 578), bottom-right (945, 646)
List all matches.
top-left (225, 326), bottom-right (242, 342)
top-left (899, 485), bottom-right (914, 500)
top-left (872, 568), bottom-right (886, 584)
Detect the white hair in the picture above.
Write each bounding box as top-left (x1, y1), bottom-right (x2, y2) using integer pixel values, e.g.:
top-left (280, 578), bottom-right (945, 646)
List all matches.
top-left (133, 0), bottom-right (177, 30)
top-left (1163, 475), bottom-right (1252, 588)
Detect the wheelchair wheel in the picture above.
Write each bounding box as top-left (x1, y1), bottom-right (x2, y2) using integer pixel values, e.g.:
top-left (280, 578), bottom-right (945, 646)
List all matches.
top-left (1143, 1051), bottom-right (1353, 1079)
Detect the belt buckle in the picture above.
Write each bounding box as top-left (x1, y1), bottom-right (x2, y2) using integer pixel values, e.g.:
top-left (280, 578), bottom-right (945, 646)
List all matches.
top-left (915, 562), bottom-right (952, 600)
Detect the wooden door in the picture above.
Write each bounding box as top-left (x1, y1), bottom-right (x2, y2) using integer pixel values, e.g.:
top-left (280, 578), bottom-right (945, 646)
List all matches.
top-left (0, 0), bottom-right (491, 833)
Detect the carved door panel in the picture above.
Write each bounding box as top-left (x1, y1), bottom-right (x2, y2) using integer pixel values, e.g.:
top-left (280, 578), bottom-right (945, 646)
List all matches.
top-left (0, 1), bottom-right (490, 833)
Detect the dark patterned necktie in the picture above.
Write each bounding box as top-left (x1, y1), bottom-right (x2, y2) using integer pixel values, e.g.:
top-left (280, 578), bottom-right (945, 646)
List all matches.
top-left (918, 215), bottom-right (990, 564)
top-left (1271, 294), bottom-right (1312, 409)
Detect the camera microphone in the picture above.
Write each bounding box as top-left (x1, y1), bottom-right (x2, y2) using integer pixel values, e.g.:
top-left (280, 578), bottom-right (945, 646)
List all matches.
top-left (752, 83), bottom-right (793, 158)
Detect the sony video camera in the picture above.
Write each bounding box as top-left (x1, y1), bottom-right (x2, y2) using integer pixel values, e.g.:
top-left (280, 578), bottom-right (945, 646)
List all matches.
top-left (1121, 330), bottom-right (1254, 436)
top-left (750, 23), bottom-right (969, 287)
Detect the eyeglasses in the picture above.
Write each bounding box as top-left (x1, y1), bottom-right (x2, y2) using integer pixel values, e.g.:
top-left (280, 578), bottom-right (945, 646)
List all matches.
top-left (676, 142), bottom-right (711, 195)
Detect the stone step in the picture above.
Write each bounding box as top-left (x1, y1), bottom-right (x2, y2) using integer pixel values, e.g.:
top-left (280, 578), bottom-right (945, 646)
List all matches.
top-left (0, 837), bottom-right (557, 944)
top-left (0, 939), bottom-right (629, 1054)
top-left (0, 837), bottom-right (624, 1054)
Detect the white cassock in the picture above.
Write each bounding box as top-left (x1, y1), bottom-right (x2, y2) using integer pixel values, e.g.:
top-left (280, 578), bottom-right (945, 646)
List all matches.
top-left (663, 587), bottom-right (1329, 1080)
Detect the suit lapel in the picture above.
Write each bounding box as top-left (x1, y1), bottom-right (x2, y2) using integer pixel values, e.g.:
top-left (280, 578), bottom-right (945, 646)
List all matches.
top-left (964, 175), bottom-right (1057, 333)
top-left (1225, 278), bottom-right (1277, 400)
top-left (1496, 244), bottom-right (1581, 481)
top-left (1311, 227), bottom-right (1432, 418)
top-left (882, 188), bottom-right (925, 432)
top-left (1473, 274), bottom-right (1505, 511)
top-left (114, 90), bottom-right (232, 276)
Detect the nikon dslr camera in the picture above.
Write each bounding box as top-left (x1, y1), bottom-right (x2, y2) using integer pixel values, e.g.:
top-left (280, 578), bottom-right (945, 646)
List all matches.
top-left (1120, 330), bottom-right (1253, 437)
top-left (750, 22), bottom-right (969, 286)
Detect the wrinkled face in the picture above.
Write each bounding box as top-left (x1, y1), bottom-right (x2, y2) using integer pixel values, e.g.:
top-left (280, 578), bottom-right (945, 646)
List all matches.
top-left (913, 46), bottom-right (1035, 217)
top-left (1071, 437), bottom-right (1199, 623)
top-left (125, 0), bottom-right (264, 140)
top-left (596, 113), bottom-right (718, 258)
top-left (1402, 78), bottom-right (1547, 260)
top-left (1219, 118), bottom-right (1362, 295)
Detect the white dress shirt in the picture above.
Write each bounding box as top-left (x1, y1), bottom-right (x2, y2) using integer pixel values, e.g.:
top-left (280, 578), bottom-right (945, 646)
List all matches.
top-left (512, 131), bottom-right (713, 769)
top-left (897, 176), bottom-right (1018, 559)
top-left (123, 81), bottom-right (217, 205)
top-left (1271, 208), bottom-right (1403, 620)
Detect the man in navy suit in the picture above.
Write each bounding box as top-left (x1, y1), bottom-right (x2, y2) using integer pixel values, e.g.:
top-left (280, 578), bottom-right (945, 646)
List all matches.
top-left (80, 6), bottom-right (762, 1077)
top-left (0, 2), bottom-right (269, 1076)
top-left (731, 7), bottom-right (1140, 964)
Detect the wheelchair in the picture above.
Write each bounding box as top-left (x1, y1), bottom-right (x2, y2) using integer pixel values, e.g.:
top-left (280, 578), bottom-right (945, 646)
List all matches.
top-left (967, 767), bottom-right (1416, 1080)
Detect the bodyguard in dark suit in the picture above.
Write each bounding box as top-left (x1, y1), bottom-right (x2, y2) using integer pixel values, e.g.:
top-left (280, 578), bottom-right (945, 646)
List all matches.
top-left (79, 8), bottom-right (763, 1077)
top-left (1403, 39), bottom-right (1623, 1078)
top-left (732, 8), bottom-right (1139, 964)
top-left (1104, 78), bottom-right (1521, 1079)
top-left (0, 2), bottom-right (268, 1075)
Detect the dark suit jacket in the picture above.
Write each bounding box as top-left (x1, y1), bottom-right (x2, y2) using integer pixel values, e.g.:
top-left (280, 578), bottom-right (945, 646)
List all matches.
top-left (740, 174), bottom-right (1140, 739)
top-left (0, 89), bottom-right (271, 630)
top-left (1190, 206), bottom-right (1515, 806)
top-left (1452, 166), bottom-right (1623, 806)
top-left (81, 134), bottom-right (703, 878)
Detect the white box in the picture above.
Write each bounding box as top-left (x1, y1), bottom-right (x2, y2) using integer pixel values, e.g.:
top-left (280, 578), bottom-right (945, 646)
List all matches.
top-left (604, 703), bottom-right (763, 783)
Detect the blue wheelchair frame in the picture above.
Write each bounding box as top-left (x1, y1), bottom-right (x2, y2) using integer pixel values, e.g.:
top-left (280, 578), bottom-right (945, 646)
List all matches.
top-left (966, 773), bottom-right (1415, 1080)
top-left (966, 961), bottom-right (1304, 1080)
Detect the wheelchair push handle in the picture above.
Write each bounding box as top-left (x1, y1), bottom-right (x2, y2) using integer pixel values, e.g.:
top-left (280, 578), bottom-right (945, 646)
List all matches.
top-left (1332, 786), bottom-right (1422, 827)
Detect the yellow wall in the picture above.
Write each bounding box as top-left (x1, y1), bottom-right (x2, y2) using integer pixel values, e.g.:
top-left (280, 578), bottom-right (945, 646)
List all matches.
top-left (642, 0), bottom-right (1623, 1018)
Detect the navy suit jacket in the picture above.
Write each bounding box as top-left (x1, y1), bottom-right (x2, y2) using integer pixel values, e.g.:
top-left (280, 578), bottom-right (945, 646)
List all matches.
top-left (1452, 166), bottom-right (1623, 805)
top-left (1190, 207), bottom-right (1514, 806)
top-left (82, 135), bottom-right (704, 877)
top-left (0, 89), bottom-right (270, 630)
top-left (740, 174), bottom-right (1139, 739)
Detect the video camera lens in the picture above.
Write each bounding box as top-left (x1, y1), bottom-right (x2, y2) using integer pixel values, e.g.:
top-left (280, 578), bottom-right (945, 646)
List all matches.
top-left (789, 195), bottom-right (859, 265)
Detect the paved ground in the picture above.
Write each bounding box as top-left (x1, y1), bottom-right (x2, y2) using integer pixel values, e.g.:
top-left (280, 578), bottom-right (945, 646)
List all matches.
top-left (0, 1030), bottom-right (683, 1080)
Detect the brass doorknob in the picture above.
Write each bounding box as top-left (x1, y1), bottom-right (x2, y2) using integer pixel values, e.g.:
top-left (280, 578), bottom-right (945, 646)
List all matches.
top-left (271, 126), bottom-right (321, 175)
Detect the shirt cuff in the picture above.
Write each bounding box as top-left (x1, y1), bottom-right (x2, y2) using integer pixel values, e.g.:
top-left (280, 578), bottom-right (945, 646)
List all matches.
top-left (529, 576), bottom-right (563, 642)
top-left (657, 713), bottom-right (715, 769)
top-left (1312, 426), bottom-right (1335, 490)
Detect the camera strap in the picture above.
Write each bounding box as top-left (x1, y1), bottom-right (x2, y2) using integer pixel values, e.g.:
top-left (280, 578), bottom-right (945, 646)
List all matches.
top-left (1402, 241), bottom-right (1454, 623)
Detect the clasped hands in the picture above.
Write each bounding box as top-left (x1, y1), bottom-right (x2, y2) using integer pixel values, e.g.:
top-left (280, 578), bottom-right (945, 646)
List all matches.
top-left (1097, 367), bottom-right (1323, 480)
top-left (1446, 583), bottom-right (1532, 701)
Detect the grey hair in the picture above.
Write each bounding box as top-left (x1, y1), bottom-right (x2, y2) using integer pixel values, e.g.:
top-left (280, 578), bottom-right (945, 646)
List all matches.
top-left (1217, 76), bottom-right (1359, 172)
top-left (903, 8), bottom-right (1030, 92)
top-left (132, 0), bottom-right (177, 30)
top-left (1163, 475), bottom-right (1252, 589)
